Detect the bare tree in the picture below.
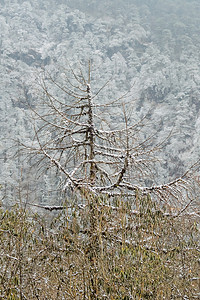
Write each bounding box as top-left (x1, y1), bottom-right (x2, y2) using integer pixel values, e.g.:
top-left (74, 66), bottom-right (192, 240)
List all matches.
top-left (23, 61), bottom-right (199, 209)
top-left (20, 61), bottom-right (200, 298)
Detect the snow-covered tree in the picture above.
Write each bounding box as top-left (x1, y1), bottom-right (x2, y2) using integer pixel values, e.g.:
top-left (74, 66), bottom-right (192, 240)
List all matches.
top-left (23, 62), bottom-right (199, 210)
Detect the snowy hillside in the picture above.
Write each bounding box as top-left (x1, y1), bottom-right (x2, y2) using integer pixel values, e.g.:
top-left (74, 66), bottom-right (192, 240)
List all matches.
top-left (1, 0), bottom-right (200, 204)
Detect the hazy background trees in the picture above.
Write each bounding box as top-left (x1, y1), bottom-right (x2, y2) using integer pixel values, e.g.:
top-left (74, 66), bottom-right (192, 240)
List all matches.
top-left (0, 0), bottom-right (200, 205)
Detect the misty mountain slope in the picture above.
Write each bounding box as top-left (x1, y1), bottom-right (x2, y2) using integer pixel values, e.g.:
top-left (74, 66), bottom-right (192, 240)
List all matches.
top-left (0, 0), bottom-right (200, 203)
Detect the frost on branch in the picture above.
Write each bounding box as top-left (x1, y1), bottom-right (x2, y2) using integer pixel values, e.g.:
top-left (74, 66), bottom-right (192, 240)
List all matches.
top-left (24, 62), bottom-right (200, 212)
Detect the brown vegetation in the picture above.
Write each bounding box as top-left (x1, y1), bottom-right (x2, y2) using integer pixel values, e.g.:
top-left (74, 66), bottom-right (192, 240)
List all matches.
top-left (0, 197), bottom-right (199, 299)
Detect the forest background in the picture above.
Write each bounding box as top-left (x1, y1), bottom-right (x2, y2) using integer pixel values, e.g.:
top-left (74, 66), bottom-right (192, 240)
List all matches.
top-left (0, 0), bottom-right (200, 205)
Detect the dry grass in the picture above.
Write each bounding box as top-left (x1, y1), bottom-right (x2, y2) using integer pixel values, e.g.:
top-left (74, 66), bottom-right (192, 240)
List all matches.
top-left (0, 195), bottom-right (199, 299)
